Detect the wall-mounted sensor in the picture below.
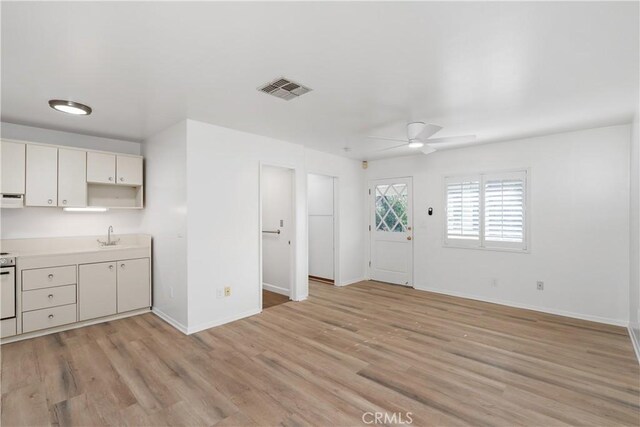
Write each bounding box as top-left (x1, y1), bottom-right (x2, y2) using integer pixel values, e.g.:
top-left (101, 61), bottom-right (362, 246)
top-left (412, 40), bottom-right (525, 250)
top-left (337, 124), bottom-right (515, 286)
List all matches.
top-left (428, 207), bottom-right (433, 216)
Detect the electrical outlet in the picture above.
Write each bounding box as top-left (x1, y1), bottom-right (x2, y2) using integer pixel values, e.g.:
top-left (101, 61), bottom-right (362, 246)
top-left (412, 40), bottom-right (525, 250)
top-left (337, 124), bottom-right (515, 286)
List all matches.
top-left (537, 281), bottom-right (544, 290)
top-left (216, 288), bottom-right (223, 299)
top-left (224, 286), bottom-right (231, 297)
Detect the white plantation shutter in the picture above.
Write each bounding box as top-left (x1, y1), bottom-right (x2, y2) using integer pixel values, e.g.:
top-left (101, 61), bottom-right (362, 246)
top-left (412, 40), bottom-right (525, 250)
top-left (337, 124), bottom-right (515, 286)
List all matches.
top-left (445, 170), bottom-right (527, 251)
top-left (445, 177), bottom-right (480, 245)
top-left (483, 171), bottom-right (526, 249)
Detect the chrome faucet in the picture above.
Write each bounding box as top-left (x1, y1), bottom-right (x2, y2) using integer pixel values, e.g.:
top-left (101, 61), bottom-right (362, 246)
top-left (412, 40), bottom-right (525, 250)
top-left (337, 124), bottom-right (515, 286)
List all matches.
top-left (98, 225), bottom-right (120, 247)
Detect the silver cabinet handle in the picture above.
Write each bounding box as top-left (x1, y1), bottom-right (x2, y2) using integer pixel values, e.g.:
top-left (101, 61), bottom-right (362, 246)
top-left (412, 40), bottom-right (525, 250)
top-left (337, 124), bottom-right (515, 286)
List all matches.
top-left (48, 294), bottom-right (54, 299)
top-left (120, 263), bottom-right (125, 268)
top-left (119, 177), bottom-right (124, 182)
top-left (109, 265), bottom-right (114, 270)
top-left (108, 176), bottom-right (113, 181)
top-left (47, 199), bottom-right (53, 204)
top-left (48, 314), bottom-right (54, 319)
top-left (48, 274), bottom-right (54, 280)
top-left (62, 200), bottom-right (67, 205)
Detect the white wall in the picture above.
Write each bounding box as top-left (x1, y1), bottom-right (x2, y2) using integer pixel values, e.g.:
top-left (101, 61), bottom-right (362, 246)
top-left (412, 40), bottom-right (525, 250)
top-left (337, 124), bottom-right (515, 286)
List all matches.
top-left (186, 119), bottom-right (309, 333)
top-left (142, 121), bottom-right (188, 330)
top-left (308, 173), bottom-right (334, 280)
top-left (262, 165), bottom-right (294, 295)
top-left (629, 112), bottom-right (640, 355)
top-left (305, 149), bottom-right (366, 285)
top-left (0, 122), bottom-right (144, 239)
top-left (366, 125), bottom-right (631, 325)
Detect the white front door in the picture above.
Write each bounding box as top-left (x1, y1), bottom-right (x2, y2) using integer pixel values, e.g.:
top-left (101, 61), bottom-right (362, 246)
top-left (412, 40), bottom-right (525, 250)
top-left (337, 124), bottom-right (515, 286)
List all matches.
top-left (370, 178), bottom-right (413, 286)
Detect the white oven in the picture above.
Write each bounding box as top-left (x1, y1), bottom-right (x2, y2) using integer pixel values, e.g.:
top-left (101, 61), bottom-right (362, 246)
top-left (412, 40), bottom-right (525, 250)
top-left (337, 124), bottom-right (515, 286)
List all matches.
top-left (1, 254), bottom-right (16, 320)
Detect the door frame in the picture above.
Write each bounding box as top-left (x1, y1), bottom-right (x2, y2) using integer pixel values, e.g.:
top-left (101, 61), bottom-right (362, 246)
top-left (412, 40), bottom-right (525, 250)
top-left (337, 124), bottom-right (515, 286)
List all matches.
top-left (368, 176), bottom-right (414, 287)
top-left (306, 172), bottom-right (340, 286)
top-left (259, 162), bottom-right (297, 309)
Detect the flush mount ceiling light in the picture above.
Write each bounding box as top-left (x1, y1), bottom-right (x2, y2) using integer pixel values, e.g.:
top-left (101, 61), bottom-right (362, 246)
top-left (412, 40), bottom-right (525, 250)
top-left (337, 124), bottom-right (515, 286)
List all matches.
top-left (48, 99), bottom-right (92, 115)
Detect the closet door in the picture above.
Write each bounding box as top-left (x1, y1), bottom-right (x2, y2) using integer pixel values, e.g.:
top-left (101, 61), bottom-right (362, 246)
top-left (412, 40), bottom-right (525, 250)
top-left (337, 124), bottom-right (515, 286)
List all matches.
top-left (58, 149), bottom-right (87, 207)
top-left (25, 145), bottom-right (58, 206)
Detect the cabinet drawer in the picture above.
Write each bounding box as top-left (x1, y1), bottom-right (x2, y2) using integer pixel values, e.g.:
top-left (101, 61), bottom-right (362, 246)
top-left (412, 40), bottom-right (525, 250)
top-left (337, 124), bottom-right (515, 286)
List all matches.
top-left (22, 304), bottom-right (76, 334)
top-left (22, 266), bottom-right (76, 291)
top-left (22, 285), bottom-right (76, 312)
top-left (1, 318), bottom-right (16, 338)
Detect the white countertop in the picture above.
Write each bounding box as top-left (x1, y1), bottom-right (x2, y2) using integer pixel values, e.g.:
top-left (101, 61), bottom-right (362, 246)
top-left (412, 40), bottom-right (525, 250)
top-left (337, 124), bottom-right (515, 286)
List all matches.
top-left (1, 234), bottom-right (152, 258)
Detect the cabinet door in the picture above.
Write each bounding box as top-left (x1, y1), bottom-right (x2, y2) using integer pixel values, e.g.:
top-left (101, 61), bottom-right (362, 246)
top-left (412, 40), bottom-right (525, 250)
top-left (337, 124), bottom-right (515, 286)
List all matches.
top-left (116, 156), bottom-right (143, 186)
top-left (117, 258), bottom-right (150, 313)
top-left (58, 149), bottom-right (87, 207)
top-left (1, 141), bottom-right (26, 194)
top-left (25, 145), bottom-right (58, 206)
top-left (87, 152), bottom-right (116, 184)
top-left (79, 262), bottom-right (117, 321)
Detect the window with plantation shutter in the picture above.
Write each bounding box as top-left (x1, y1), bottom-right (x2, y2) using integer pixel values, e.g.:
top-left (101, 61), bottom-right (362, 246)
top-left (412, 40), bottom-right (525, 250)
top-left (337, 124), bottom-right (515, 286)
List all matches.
top-left (445, 178), bottom-right (480, 244)
top-left (483, 171), bottom-right (526, 250)
top-left (444, 170), bottom-right (527, 251)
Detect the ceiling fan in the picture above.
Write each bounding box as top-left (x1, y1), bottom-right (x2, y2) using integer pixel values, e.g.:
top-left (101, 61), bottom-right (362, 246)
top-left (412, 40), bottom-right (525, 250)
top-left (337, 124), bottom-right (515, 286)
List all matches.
top-left (367, 122), bottom-right (476, 155)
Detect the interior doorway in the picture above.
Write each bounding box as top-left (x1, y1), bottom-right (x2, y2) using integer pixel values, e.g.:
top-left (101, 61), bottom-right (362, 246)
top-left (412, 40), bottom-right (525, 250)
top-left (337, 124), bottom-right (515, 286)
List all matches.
top-left (308, 173), bottom-right (337, 285)
top-left (260, 165), bottom-right (295, 309)
top-left (369, 177), bottom-right (413, 287)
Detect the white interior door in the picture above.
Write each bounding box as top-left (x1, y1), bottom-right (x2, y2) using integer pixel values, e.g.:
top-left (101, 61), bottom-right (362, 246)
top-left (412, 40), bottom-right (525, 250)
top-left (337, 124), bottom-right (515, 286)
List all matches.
top-left (261, 165), bottom-right (293, 297)
top-left (370, 178), bottom-right (413, 286)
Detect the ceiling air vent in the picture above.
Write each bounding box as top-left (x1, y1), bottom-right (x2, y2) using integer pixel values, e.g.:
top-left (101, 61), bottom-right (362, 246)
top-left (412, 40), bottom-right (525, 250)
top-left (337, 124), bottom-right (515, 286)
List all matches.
top-left (258, 77), bottom-right (312, 101)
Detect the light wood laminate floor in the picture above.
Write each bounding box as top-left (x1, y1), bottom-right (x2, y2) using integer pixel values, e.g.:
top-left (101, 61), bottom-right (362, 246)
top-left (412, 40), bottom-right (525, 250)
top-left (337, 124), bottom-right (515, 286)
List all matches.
top-left (2, 280), bottom-right (638, 426)
top-left (262, 290), bottom-right (290, 310)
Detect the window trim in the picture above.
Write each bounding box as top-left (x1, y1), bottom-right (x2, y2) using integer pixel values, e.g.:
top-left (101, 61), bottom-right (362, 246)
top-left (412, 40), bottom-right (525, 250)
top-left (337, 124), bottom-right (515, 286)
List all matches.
top-left (443, 168), bottom-right (530, 253)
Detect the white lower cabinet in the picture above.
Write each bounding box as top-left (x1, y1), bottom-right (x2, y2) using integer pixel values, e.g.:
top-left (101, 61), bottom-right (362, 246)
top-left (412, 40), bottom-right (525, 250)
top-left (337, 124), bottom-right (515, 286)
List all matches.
top-left (1, 318), bottom-right (17, 338)
top-left (23, 304), bottom-right (76, 334)
top-left (78, 262), bottom-right (117, 321)
top-left (117, 258), bottom-right (150, 313)
top-left (78, 257), bottom-right (150, 322)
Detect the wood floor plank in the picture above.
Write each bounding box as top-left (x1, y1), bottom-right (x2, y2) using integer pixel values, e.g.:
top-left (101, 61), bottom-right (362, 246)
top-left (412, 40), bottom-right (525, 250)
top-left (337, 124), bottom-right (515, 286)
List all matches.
top-left (2, 280), bottom-right (638, 426)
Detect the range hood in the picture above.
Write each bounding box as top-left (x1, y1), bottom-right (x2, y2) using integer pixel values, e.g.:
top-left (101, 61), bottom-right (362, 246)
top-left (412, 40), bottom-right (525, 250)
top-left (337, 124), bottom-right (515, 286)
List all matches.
top-left (1, 194), bottom-right (24, 208)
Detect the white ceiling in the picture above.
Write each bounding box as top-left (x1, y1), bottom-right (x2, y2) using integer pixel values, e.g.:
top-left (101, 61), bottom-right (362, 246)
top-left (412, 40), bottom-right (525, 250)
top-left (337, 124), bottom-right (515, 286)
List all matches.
top-left (2, 2), bottom-right (638, 160)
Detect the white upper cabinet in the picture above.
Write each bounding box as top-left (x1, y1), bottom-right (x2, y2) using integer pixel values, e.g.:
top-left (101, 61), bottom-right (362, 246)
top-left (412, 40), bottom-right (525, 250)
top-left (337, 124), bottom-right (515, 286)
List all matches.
top-left (116, 156), bottom-right (143, 186)
top-left (25, 144), bottom-right (58, 207)
top-left (1, 141), bottom-right (26, 194)
top-left (87, 152), bottom-right (116, 184)
top-left (2, 140), bottom-right (143, 209)
top-left (58, 149), bottom-right (87, 207)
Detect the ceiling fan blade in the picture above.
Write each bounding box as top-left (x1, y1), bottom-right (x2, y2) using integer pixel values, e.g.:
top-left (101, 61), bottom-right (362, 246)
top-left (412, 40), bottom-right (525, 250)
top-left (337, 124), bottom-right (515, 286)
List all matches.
top-left (366, 136), bottom-right (407, 143)
top-left (414, 124), bottom-right (443, 142)
top-left (374, 143), bottom-right (408, 152)
top-left (426, 135), bottom-right (476, 145)
top-left (420, 146), bottom-right (437, 155)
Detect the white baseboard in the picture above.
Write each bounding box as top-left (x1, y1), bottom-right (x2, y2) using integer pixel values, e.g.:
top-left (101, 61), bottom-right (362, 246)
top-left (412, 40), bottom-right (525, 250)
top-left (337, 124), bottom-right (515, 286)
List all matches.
top-left (263, 282), bottom-right (289, 296)
top-left (152, 307), bottom-right (188, 335)
top-left (338, 277), bottom-right (366, 287)
top-left (628, 326), bottom-right (640, 365)
top-left (187, 307), bottom-right (261, 335)
top-left (414, 285), bottom-right (628, 327)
